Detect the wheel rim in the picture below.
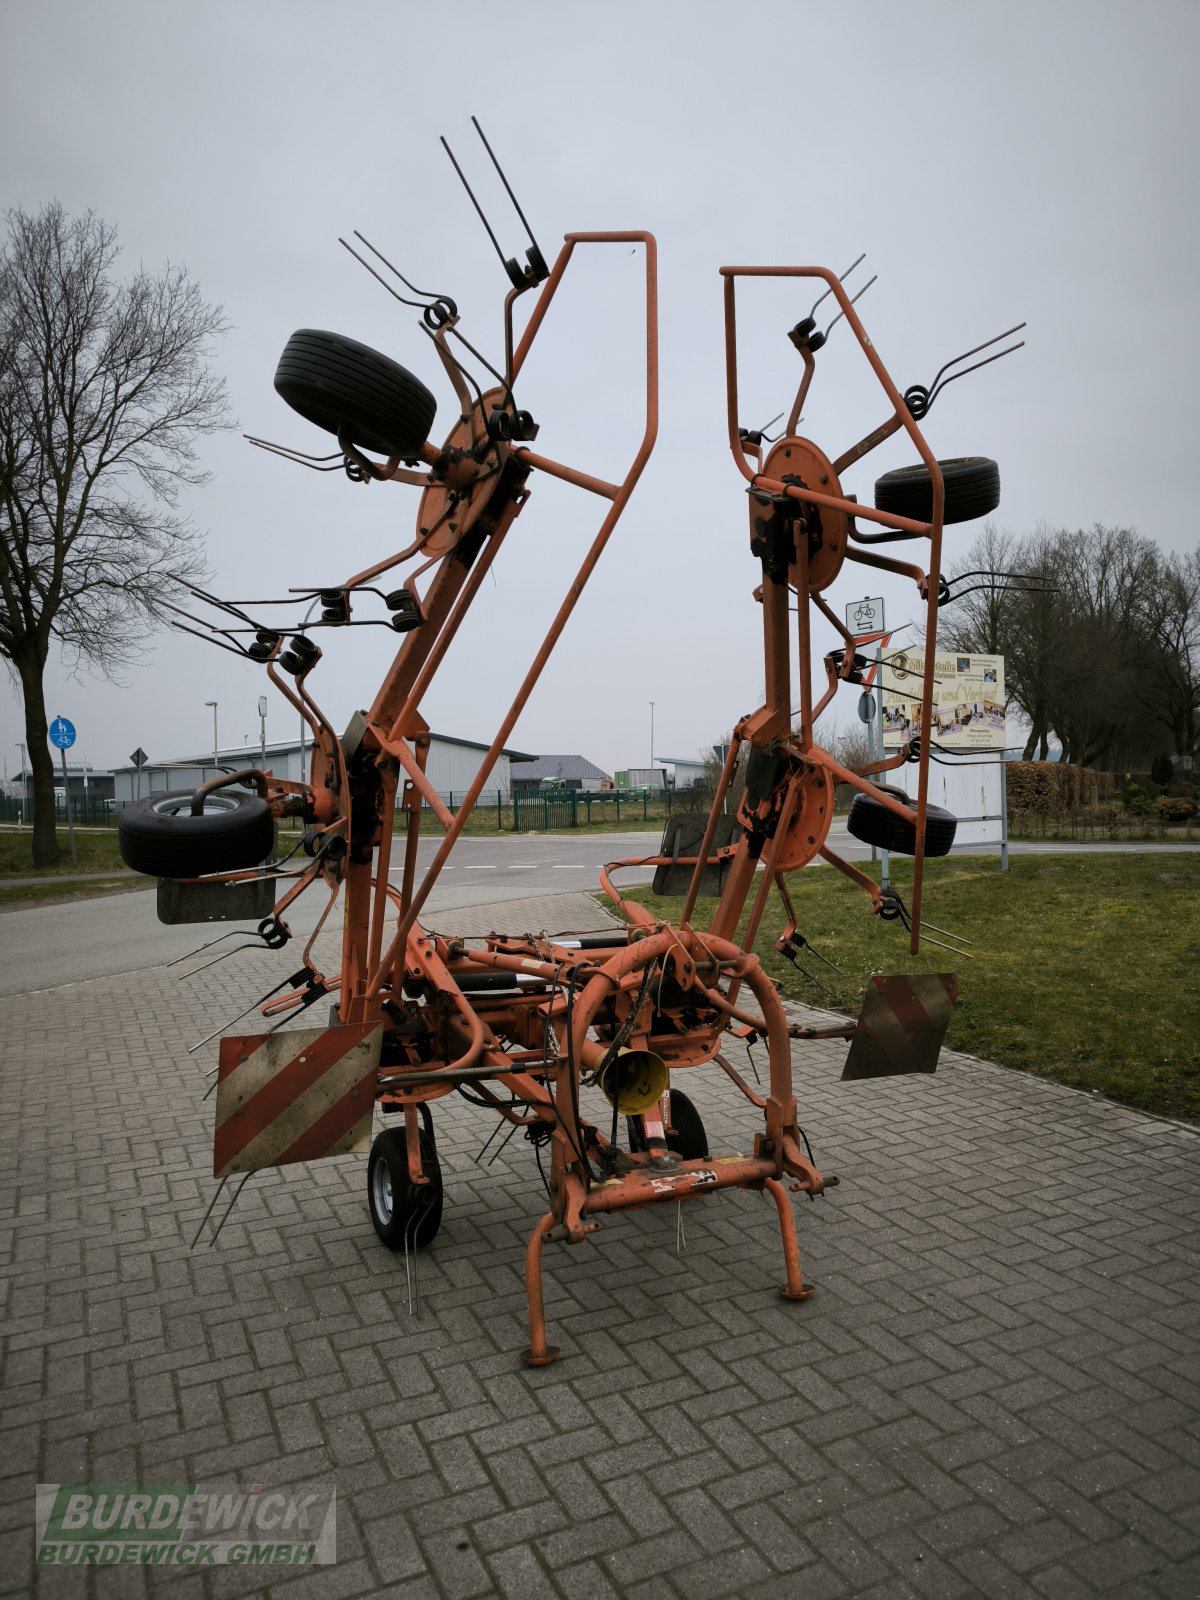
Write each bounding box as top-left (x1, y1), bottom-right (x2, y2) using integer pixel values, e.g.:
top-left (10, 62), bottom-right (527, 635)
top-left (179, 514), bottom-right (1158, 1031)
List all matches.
top-left (150, 793), bottom-right (243, 818)
top-left (371, 1159), bottom-right (393, 1224)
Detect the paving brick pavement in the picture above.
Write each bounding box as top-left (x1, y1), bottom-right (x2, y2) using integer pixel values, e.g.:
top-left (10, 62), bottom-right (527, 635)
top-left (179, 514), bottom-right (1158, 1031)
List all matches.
top-left (0, 891), bottom-right (1197, 1599)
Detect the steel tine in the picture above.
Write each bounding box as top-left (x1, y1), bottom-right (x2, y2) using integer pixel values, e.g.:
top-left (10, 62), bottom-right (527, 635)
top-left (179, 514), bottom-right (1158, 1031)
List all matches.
top-left (919, 918), bottom-right (974, 945)
top-left (915, 930), bottom-right (976, 959)
top-left (441, 134), bottom-right (509, 273)
top-left (471, 116), bottom-right (543, 260)
top-left (243, 433), bottom-right (343, 465)
top-left (473, 1119), bottom-right (505, 1166)
top-left (928, 340), bottom-right (1025, 405)
top-left (808, 252), bottom-right (865, 318)
top-left (930, 321), bottom-right (1027, 394)
top-left (209, 1172), bottom-right (254, 1247)
top-left (486, 1122), bottom-right (520, 1167)
top-left (168, 928), bottom-right (251, 969)
top-left (676, 1200), bottom-right (687, 1255)
top-left (824, 274), bottom-right (878, 338)
top-left (178, 941), bottom-right (264, 980)
top-left (190, 1177), bottom-right (228, 1249)
top-left (339, 237), bottom-right (428, 310)
top-left (352, 231), bottom-right (448, 305)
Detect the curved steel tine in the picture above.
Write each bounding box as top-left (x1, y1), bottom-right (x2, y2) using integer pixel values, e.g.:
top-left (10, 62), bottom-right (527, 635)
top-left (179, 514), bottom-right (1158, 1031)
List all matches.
top-left (927, 339), bottom-right (1025, 405)
top-left (929, 322), bottom-right (1026, 395)
top-left (208, 1172), bottom-right (254, 1247)
top-left (165, 617), bottom-right (254, 660)
top-left (446, 324), bottom-right (514, 405)
top-left (339, 237), bottom-right (429, 310)
top-left (471, 116), bottom-right (545, 265)
top-left (190, 1178), bottom-right (228, 1249)
top-left (441, 133), bottom-right (509, 274)
top-left (808, 252), bottom-right (866, 318)
top-left (352, 232), bottom-right (449, 304)
top-left (824, 274), bottom-right (878, 339)
top-left (245, 434), bottom-right (347, 471)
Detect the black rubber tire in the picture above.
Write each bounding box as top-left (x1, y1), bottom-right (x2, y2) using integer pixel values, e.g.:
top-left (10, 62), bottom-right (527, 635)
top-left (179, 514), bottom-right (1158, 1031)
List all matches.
top-left (118, 788), bottom-right (275, 877)
top-left (665, 1088), bottom-right (709, 1161)
top-left (274, 329), bottom-right (437, 459)
top-left (368, 1128), bottom-right (443, 1251)
top-left (627, 1088), bottom-right (709, 1161)
top-left (846, 785), bottom-right (958, 857)
top-left (874, 456), bottom-right (1000, 525)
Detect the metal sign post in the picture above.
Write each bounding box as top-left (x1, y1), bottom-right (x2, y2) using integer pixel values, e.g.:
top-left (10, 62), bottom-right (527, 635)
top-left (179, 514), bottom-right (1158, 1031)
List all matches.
top-left (129, 746), bottom-right (148, 802)
top-left (49, 716), bottom-right (77, 866)
top-left (847, 599), bottom-right (887, 879)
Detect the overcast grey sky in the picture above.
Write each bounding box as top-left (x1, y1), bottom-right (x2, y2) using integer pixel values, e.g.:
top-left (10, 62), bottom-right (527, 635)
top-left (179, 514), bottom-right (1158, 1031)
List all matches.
top-left (2, 0), bottom-right (1197, 781)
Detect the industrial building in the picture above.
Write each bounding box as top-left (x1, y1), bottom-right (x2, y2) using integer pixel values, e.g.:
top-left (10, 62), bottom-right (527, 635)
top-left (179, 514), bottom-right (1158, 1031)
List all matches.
top-left (111, 731), bottom-right (534, 806)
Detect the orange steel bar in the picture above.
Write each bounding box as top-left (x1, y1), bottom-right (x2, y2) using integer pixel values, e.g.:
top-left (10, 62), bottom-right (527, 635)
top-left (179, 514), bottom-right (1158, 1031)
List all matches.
top-left (739, 776), bottom-right (802, 957)
top-left (770, 475), bottom-right (932, 538)
top-left (786, 346), bottom-right (815, 434)
top-left (720, 265), bottom-right (947, 952)
top-left (764, 1176), bottom-right (813, 1300)
top-left (794, 536), bottom-right (814, 747)
top-left (365, 762), bottom-right (399, 985)
top-left (845, 544), bottom-right (929, 586)
top-left (367, 234), bottom-right (659, 992)
top-left (512, 448), bottom-right (619, 500)
top-left (381, 734), bottom-right (454, 828)
top-left (385, 503), bottom-right (514, 743)
top-left (833, 411), bottom-right (904, 476)
top-left (680, 733), bottom-right (743, 925)
top-left (520, 1213), bottom-right (560, 1367)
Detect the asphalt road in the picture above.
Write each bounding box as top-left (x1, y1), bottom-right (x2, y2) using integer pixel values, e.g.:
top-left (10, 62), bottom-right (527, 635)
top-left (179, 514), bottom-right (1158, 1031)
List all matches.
top-left (0, 831), bottom-right (661, 997)
top-left (3, 824), bottom-right (1196, 998)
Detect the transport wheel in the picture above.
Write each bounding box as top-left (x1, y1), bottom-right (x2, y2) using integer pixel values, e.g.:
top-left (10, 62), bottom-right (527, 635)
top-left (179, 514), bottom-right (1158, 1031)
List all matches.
top-left (874, 456), bottom-right (1000, 524)
top-left (665, 1089), bottom-right (709, 1161)
top-left (274, 328), bottom-right (437, 459)
top-left (627, 1089), bottom-right (709, 1161)
top-left (117, 788), bottom-right (275, 877)
top-left (368, 1128), bottom-right (443, 1250)
top-left (845, 784), bottom-right (958, 857)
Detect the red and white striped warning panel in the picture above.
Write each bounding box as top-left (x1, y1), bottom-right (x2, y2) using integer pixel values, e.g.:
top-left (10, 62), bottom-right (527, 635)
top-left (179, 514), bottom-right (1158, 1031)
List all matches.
top-left (841, 973), bottom-right (958, 1080)
top-left (214, 1023), bottom-right (382, 1179)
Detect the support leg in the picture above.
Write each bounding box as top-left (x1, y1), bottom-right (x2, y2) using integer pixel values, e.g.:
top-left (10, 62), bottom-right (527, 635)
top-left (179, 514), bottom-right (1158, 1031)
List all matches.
top-left (520, 1212), bottom-right (561, 1367)
top-left (764, 1176), bottom-right (814, 1302)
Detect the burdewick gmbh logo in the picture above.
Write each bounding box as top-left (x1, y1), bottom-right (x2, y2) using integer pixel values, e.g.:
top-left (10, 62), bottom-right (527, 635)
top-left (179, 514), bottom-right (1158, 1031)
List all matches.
top-left (34, 1482), bottom-right (336, 1566)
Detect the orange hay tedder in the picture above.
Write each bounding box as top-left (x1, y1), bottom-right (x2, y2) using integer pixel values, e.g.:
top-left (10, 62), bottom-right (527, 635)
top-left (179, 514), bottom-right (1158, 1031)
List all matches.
top-left (119, 123), bottom-right (1022, 1364)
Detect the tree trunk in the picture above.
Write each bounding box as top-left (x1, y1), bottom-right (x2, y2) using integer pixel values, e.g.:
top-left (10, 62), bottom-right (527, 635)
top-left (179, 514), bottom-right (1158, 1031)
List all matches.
top-left (16, 649), bottom-right (59, 868)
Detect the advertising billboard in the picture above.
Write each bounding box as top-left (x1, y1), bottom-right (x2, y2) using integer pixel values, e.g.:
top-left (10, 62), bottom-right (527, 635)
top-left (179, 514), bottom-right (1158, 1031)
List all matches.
top-left (880, 650), bottom-right (1006, 751)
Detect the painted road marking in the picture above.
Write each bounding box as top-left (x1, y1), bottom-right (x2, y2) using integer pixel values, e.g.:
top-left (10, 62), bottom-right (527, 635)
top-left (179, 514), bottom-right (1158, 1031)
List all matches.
top-left (552, 864), bottom-right (585, 869)
top-left (465, 864), bottom-right (497, 870)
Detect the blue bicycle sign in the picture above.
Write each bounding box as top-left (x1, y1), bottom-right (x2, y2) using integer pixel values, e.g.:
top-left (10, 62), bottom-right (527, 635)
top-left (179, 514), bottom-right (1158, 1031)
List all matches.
top-left (49, 716), bottom-right (76, 750)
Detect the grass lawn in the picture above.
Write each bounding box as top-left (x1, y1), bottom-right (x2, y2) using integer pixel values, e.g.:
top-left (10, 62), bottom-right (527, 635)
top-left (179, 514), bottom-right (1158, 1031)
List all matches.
top-left (0, 877), bottom-right (145, 910)
top-left (622, 851), bottom-right (1200, 1125)
top-left (0, 830), bottom-right (129, 876)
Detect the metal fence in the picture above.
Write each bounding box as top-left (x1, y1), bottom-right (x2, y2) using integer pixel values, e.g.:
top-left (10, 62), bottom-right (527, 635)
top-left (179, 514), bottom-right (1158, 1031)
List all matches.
top-left (419, 787), bottom-right (688, 831)
top-left (0, 794), bottom-right (117, 828)
top-left (0, 786), bottom-right (695, 835)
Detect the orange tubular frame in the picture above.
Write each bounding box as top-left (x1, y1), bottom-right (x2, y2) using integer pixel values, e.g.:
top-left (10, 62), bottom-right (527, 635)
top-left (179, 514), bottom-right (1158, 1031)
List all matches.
top-left (719, 265), bottom-right (947, 953)
top-left (183, 222), bottom-right (983, 1367)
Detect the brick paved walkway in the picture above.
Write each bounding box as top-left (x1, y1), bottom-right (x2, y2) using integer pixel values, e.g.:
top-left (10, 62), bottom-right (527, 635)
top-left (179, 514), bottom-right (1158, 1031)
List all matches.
top-left (1, 893), bottom-right (1197, 1598)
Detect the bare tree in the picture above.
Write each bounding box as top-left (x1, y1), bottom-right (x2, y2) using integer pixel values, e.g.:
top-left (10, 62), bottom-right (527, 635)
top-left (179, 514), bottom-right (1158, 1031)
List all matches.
top-left (940, 522), bottom-right (1195, 769)
top-left (0, 203), bottom-right (231, 863)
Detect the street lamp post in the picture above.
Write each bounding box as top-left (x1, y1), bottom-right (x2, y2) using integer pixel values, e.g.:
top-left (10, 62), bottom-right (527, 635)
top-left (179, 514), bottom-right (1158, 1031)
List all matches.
top-left (649, 701), bottom-right (655, 771)
top-left (204, 701), bottom-right (218, 769)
